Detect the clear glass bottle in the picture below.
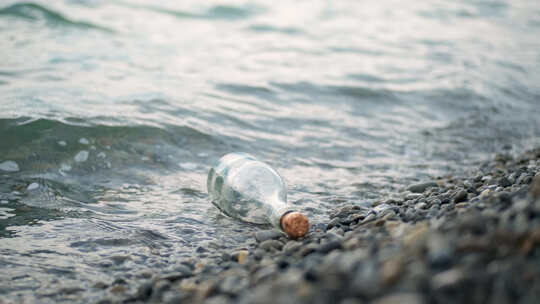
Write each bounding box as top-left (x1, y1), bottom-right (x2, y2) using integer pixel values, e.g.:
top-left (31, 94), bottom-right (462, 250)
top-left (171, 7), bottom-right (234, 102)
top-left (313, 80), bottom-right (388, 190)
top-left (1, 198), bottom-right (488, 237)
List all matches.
top-left (207, 152), bottom-right (309, 238)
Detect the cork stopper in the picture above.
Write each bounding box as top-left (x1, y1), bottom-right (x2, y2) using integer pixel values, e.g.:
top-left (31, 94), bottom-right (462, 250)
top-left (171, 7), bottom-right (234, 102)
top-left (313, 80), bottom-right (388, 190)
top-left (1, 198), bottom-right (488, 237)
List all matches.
top-left (281, 212), bottom-right (310, 239)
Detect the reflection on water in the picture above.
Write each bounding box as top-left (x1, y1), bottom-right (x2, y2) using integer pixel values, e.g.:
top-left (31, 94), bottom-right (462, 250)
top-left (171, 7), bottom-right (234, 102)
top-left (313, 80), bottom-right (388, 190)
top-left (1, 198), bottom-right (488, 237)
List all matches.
top-left (1, 0), bottom-right (540, 302)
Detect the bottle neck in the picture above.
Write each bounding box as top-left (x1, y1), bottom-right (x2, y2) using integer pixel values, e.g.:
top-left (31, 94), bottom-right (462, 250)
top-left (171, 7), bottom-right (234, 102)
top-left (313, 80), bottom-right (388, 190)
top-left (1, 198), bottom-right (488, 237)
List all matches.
top-left (269, 201), bottom-right (295, 230)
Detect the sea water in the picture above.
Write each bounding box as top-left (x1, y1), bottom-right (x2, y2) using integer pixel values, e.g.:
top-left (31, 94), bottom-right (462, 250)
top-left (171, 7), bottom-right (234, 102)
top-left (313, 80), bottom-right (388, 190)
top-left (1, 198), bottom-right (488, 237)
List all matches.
top-left (1, 0), bottom-right (540, 302)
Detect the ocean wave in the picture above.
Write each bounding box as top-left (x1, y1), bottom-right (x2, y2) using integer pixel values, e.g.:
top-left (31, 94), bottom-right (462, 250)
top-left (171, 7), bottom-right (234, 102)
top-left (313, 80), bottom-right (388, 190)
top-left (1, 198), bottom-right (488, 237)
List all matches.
top-left (0, 2), bottom-right (112, 32)
top-left (118, 2), bottom-right (261, 21)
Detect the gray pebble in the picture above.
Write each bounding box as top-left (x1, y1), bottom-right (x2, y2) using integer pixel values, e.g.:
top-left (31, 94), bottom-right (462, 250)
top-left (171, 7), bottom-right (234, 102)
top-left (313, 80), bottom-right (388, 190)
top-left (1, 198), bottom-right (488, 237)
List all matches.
top-left (407, 181), bottom-right (438, 193)
top-left (452, 190), bottom-right (467, 204)
top-left (326, 217), bottom-right (342, 230)
top-left (282, 241), bottom-right (302, 254)
top-left (74, 150), bottom-right (89, 162)
top-left (254, 230), bottom-right (283, 243)
top-left (220, 275), bottom-right (248, 295)
top-left (259, 239), bottom-right (283, 251)
top-left (318, 239), bottom-right (343, 254)
top-left (0, 160), bottom-right (19, 172)
top-left (415, 202), bottom-right (427, 210)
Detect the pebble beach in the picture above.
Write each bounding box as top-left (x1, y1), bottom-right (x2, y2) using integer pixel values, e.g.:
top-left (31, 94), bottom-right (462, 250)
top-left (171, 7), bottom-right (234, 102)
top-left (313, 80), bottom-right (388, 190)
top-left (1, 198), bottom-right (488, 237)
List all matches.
top-left (91, 147), bottom-right (540, 304)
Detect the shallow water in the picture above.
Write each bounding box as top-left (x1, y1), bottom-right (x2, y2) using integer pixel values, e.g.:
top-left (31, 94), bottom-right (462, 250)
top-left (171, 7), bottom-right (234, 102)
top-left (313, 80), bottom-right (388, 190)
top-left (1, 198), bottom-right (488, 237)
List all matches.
top-left (1, 0), bottom-right (540, 302)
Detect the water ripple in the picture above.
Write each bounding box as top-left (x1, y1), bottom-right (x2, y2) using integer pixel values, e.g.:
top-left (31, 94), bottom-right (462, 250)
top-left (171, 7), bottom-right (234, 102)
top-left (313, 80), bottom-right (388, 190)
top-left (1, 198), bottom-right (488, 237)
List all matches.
top-left (0, 2), bottom-right (113, 32)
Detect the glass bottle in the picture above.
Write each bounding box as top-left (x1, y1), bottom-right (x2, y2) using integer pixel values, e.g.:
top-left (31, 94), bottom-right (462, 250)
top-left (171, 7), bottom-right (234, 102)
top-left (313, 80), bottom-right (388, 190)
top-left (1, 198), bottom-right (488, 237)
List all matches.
top-left (207, 152), bottom-right (309, 238)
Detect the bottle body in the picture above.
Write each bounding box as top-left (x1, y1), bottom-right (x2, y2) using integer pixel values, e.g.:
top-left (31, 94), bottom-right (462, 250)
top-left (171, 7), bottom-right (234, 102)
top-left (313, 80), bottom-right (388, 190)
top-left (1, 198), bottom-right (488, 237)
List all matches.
top-left (207, 152), bottom-right (294, 228)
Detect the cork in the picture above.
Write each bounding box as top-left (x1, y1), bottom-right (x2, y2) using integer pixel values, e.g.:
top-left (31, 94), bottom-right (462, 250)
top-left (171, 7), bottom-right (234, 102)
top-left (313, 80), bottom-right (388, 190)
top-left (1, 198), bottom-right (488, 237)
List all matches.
top-left (281, 212), bottom-right (310, 239)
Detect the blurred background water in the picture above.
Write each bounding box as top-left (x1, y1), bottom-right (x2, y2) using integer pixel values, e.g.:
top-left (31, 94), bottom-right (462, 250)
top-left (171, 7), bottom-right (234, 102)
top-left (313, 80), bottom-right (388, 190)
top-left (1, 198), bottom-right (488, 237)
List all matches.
top-left (1, 0), bottom-right (540, 302)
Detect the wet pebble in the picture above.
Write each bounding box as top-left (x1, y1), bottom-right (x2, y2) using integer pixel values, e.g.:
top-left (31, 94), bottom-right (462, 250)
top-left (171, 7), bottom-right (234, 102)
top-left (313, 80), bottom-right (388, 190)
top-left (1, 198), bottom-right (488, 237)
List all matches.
top-left (0, 160), bottom-right (19, 172)
top-left (254, 230), bottom-right (283, 243)
top-left (452, 190), bottom-right (468, 204)
top-left (27, 182), bottom-right (39, 191)
top-left (74, 150), bottom-right (89, 162)
top-left (259, 239), bottom-right (283, 251)
top-left (407, 181), bottom-right (438, 193)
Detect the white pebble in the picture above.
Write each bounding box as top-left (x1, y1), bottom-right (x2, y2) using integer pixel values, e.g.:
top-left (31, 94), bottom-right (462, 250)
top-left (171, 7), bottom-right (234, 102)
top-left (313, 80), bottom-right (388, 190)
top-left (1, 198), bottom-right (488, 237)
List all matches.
top-left (61, 164), bottom-right (72, 172)
top-left (0, 200), bottom-right (8, 204)
top-left (74, 150), bottom-right (89, 162)
top-left (90, 145), bottom-right (96, 150)
top-left (58, 140), bottom-right (67, 146)
top-left (197, 152), bottom-right (209, 158)
top-left (79, 138), bottom-right (89, 145)
top-left (0, 161), bottom-right (19, 172)
top-left (97, 152), bottom-right (106, 158)
top-left (141, 156), bottom-right (150, 161)
top-left (27, 182), bottom-right (39, 191)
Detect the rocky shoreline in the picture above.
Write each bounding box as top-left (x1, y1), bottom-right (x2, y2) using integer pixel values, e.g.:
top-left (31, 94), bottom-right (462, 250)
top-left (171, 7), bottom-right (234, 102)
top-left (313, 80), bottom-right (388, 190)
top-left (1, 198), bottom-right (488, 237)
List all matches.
top-left (104, 148), bottom-right (540, 304)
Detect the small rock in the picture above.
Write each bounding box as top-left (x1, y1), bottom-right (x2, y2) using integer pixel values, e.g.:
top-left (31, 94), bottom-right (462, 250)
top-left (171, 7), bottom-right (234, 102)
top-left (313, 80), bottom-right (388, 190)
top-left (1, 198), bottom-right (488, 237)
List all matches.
top-left (58, 140), bottom-right (67, 146)
top-left (360, 213), bottom-right (376, 225)
top-left (79, 138), bottom-right (90, 145)
top-left (196, 246), bottom-right (208, 253)
top-left (498, 177), bottom-right (512, 188)
top-left (94, 282), bottom-right (109, 289)
top-left (371, 293), bottom-right (424, 304)
top-left (431, 268), bottom-right (464, 290)
top-left (381, 258), bottom-right (404, 285)
top-left (452, 190), bottom-right (467, 204)
top-left (282, 241), bottom-right (302, 254)
top-left (298, 243), bottom-right (319, 257)
top-left (253, 266), bottom-right (277, 284)
top-left (480, 189), bottom-right (490, 197)
top-left (27, 182), bottom-right (39, 191)
top-left (219, 275), bottom-right (248, 295)
top-left (350, 261), bottom-right (380, 297)
top-left (403, 223), bottom-right (429, 248)
top-left (407, 181), bottom-right (438, 193)
top-left (259, 239), bottom-right (283, 251)
top-left (97, 152), bottom-right (107, 158)
top-left (232, 250), bottom-right (249, 264)
top-left (326, 217), bottom-right (341, 230)
top-left (74, 150), bottom-right (89, 162)
top-left (327, 226), bottom-right (345, 236)
top-left (373, 203), bottom-right (394, 214)
top-left (530, 173), bottom-right (540, 200)
top-left (427, 234), bottom-right (453, 269)
top-left (254, 230), bottom-right (283, 243)
top-left (0, 160), bottom-right (19, 172)
top-left (60, 164), bottom-right (72, 172)
top-left (318, 239), bottom-right (343, 254)
top-left (161, 271), bottom-right (192, 282)
top-left (415, 202), bottom-right (427, 210)
top-left (455, 202), bottom-right (468, 209)
top-left (109, 284), bottom-right (127, 294)
top-left (405, 193), bottom-right (422, 200)
top-left (133, 282), bottom-right (153, 301)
